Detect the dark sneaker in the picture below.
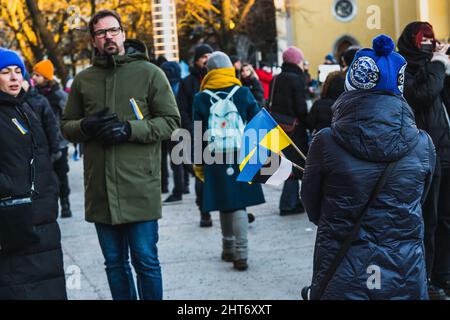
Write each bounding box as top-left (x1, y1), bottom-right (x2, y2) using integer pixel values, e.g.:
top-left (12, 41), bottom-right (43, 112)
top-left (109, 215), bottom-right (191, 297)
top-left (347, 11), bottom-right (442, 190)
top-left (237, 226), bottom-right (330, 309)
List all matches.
top-left (428, 284), bottom-right (447, 300)
top-left (200, 213), bottom-right (212, 227)
top-left (163, 194), bottom-right (182, 205)
top-left (221, 252), bottom-right (234, 262)
top-left (248, 213), bottom-right (255, 224)
top-left (233, 259), bottom-right (248, 271)
top-left (60, 197), bottom-right (72, 218)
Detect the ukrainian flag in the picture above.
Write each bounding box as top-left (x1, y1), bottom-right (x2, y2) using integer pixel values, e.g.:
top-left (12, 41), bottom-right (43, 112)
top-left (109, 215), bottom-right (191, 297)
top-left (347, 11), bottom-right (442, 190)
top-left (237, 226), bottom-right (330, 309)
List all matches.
top-left (237, 108), bottom-right (293, 183)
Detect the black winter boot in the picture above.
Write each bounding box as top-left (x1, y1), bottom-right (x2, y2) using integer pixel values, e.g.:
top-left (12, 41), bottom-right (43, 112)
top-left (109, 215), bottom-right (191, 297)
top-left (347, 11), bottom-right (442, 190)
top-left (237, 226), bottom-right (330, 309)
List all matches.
top-left (61, 197), bottom-right (72, 218)
top-left (200, 212), bottom-right (212, 227)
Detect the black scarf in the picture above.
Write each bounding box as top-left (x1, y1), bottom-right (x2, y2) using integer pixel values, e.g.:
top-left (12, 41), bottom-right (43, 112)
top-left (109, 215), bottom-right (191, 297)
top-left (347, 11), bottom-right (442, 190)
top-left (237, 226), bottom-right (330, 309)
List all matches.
top-left (37, 82), bottom-right (61, 109)
top-left (281, 62), bottom-right (303, 75)
top-left (398, 22), bottom-right (433, 68)
top-left (0, 89), bottom-right (25, 107)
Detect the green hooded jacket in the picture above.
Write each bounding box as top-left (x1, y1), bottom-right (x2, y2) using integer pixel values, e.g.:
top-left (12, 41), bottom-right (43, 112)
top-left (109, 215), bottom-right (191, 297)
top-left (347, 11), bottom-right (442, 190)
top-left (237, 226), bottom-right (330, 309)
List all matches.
top-left (62, 39), bottom-right (180, 225)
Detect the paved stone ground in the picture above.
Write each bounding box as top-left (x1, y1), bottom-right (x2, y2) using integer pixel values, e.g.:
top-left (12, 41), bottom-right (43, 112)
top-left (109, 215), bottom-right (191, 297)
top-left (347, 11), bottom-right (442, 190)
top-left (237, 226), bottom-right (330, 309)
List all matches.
top-left (59, 154), bottom-right (316, 300)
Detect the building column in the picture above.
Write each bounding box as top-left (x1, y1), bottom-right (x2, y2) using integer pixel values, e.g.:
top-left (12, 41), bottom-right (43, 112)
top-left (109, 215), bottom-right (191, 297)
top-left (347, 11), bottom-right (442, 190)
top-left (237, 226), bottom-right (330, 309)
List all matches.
top-left (394, 0), bottom-right (401, 40)
top-left (417, 0), bottom-right (429, 21)
top-left (274, 0), bottom-right (290, 66)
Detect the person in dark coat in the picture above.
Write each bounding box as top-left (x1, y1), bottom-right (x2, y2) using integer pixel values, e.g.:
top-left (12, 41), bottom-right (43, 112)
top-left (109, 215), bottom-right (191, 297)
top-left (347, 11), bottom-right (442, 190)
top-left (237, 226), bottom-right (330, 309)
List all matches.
top-left (240, 63), bottom-right (265, 106)
top-left (0, 48), bottom-right (66, 299)
top-left (177, 43), bottom-right (214, 227)
top-left (301, 35), bottom-right (434, 300)
top-left (193, 52), bottom-right (265, 271)
top-left (341, 45), bottom-right (360, 72)
top-left (269, 46), bottom-right (308, 215)
top-left (161, 61), bottom-right (190, 204)
top-left (398, 22), bottom-right (450, 299)
top-left (444, 75), bottom-right (450, 115)
top-left (306, 70), bottom-right (345, 134)
top-left (155, 56), bottom-right (171, 194)
top-left (22, 77), bottom-right (60, 161)
top-left (32, 59), bottom-right (72, 218)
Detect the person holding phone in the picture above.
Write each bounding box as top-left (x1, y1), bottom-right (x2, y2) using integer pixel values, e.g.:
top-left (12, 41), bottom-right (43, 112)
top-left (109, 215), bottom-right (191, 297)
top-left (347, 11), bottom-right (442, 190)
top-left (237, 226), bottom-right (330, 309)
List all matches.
top-left (398, 21), bottom-right (450, 300)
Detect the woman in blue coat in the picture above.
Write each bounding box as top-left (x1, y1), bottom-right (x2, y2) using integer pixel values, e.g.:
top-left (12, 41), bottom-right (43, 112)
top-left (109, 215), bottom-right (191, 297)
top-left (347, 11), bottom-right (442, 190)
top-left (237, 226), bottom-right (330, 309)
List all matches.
top-left (193, 52), bottom-right (265, 271)
top-left (301, 35), bottom-right (434, 300)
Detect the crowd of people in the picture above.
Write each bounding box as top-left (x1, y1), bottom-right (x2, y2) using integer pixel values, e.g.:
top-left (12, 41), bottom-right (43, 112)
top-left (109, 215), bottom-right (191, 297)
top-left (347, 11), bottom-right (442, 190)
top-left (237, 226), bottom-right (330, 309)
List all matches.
top-left (0, 7), bottom-right (449, 300)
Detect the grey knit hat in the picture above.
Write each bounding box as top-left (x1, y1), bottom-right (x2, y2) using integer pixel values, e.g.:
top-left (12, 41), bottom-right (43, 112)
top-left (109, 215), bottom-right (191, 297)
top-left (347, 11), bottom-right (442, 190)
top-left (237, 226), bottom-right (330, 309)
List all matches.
top-left (207, 51), bottom-right (233, 71)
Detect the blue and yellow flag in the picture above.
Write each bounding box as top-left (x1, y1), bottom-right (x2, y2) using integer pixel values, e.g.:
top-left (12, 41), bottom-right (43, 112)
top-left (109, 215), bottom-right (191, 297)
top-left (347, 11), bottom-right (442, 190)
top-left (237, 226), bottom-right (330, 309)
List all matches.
top-left (238, 108), bottom-right (294, 183)
top-left (130, 98), bottom-right (144, 120)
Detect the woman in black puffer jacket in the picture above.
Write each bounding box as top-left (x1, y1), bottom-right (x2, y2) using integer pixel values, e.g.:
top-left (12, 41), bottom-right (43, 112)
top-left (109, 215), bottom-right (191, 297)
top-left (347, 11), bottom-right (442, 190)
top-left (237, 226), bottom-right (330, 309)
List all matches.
top-left (269, 46), bottom-right (308, 215)
top-left (398, 22), bottom-right (450, 297)
top-left (301, 35), bottom-right (433, 300)
top-left (0, 49), bottom-right (66, 299)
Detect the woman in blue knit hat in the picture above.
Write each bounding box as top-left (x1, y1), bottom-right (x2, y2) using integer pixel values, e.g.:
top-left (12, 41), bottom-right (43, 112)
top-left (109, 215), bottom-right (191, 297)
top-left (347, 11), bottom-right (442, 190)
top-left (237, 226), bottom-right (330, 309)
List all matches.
top-left (0, 48), bottom-right (67, 299)
top-left (301, 35), bottom-right (434, 300)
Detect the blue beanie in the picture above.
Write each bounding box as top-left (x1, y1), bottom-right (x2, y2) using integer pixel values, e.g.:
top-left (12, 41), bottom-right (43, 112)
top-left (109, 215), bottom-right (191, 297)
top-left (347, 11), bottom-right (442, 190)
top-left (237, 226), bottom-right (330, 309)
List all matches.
top-left (161, 61), bottom-right (181, 85)
top-left (0, 48), bottom-right (26, 77)
top-left (345, 35), bottom-right (407, 96)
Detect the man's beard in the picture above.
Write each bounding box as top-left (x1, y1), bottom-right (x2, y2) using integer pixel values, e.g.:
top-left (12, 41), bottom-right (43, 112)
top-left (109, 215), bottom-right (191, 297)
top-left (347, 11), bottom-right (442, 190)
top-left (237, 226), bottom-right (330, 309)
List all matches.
top-left (102, 40), bottom-right (120, 56)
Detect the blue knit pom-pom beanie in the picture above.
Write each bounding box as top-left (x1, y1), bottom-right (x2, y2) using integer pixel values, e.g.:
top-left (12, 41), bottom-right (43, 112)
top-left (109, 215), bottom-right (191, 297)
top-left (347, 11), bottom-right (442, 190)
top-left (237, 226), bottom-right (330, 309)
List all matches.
top-left (345, 34), bottom-right (407, 95)
top-left (0, 48), bottom-right (26, 77)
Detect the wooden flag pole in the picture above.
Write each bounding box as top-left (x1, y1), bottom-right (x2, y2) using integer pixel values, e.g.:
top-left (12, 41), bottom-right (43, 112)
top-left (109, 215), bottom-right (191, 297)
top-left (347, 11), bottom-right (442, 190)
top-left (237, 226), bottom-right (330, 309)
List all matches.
top-left (291, 142), bottom-right (307, 161)
top-left (292, 162), bottom-right (304, 172)
top-left (264, 107), bottom-right (308, 161)
top-left (280, 151), bottom-right (304, 172)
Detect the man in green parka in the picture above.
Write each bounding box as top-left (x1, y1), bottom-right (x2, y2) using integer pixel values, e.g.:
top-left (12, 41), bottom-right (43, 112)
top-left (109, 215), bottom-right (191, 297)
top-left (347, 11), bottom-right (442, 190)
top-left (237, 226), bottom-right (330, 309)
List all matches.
top-left (61, 9), bottom-right (180, 300)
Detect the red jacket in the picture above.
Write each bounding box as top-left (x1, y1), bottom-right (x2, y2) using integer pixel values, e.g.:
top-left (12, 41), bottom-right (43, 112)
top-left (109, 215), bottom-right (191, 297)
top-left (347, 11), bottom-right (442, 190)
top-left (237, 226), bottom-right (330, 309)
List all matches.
top-left (255, 68), bottom-right (273, 101)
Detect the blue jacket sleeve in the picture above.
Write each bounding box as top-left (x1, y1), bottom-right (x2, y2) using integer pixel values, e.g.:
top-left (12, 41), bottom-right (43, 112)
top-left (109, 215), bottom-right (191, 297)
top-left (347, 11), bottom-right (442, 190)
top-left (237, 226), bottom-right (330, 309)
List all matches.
top-left (422, 133), bottom-right (437, 205)
top-left (300, 130), bottom-right (325, 225)
top-left (177, 78), bottom-right (194, 131)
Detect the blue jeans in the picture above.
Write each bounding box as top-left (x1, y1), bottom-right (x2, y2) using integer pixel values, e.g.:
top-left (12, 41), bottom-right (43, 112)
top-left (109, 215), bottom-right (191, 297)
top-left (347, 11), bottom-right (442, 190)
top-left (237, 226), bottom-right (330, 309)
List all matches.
top-left (95, 221), bottom-right (162, 300)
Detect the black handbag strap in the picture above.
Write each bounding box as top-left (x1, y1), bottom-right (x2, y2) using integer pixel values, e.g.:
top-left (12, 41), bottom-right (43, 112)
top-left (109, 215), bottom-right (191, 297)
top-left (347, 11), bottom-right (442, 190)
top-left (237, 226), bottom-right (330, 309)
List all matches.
top-left (267, 75), bottom-right (277, 110)
top-left (311, 161), bottom-right (396, 300)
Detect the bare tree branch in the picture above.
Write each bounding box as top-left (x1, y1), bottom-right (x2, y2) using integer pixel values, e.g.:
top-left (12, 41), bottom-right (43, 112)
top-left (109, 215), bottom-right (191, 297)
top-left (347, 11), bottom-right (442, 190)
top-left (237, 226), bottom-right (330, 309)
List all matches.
top-left (25, 0), bottom-right (69, 83)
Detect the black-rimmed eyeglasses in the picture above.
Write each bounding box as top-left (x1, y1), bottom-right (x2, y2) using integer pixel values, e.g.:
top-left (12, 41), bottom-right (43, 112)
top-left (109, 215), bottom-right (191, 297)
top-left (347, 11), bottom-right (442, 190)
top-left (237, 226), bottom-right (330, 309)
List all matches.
top-left (93, 27), bottom-right (122, 39)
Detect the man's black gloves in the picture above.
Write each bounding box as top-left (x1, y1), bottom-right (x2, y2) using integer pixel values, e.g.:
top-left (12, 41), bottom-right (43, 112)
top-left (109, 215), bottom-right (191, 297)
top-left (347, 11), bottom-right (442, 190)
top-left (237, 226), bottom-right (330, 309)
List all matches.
top-left (97, 120), bottom-right (131, 145)
top-left (80, 109), bottom-right (131, 145)
top-left (80, 109), bottom-right (118, 138)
